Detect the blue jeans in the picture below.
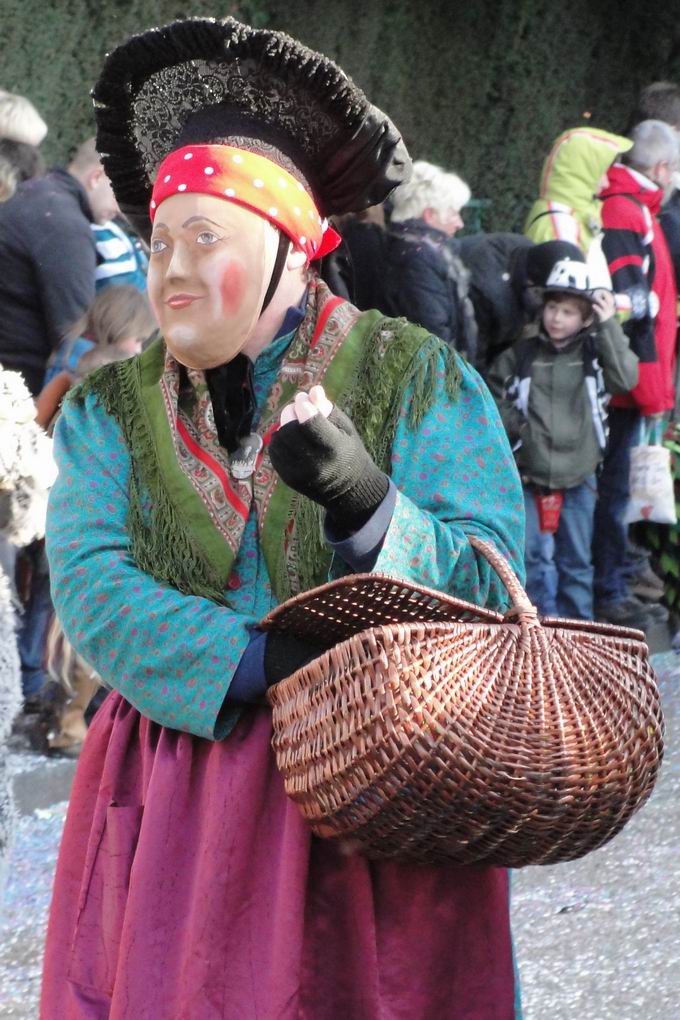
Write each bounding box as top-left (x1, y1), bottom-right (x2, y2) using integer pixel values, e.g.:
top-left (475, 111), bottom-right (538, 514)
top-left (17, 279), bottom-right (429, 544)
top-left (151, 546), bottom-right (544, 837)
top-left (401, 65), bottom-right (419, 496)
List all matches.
top-left (16, 542), bottom-right (53, 700)
top-left (593, 407), bottom-right (640, 604)
top-left (524, 477), bottom-right (597, 619)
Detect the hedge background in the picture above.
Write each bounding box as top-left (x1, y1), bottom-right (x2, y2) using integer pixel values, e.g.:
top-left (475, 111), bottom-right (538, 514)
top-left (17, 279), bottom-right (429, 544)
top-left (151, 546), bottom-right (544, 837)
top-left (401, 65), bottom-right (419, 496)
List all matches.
top-left (2, 0), bottom-right (680, 230)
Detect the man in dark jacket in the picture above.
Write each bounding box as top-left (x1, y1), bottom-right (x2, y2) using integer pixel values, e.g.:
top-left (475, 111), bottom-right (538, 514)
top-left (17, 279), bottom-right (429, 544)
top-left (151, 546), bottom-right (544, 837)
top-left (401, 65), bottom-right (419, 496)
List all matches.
top-left (0, 138), bottom-right (119, 395)
top-left (0, 138), bottom-right (118, 721)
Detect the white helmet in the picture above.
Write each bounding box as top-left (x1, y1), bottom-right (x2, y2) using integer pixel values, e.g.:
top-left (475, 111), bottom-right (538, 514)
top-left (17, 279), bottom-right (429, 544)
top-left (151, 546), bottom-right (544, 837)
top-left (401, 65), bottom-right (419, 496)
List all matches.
top-left (544, 258), bottom-right (594, 299)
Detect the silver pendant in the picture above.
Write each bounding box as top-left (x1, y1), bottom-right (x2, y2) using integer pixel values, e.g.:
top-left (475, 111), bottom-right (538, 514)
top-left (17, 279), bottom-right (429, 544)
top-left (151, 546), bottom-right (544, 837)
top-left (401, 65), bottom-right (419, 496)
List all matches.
top-left (229, 433), bottom-right (263, 480)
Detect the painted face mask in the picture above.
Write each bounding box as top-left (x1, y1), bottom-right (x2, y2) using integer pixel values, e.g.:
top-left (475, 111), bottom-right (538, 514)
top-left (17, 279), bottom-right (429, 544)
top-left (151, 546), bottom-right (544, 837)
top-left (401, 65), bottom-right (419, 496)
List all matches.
top-left (147, 192), bottom-right (279, 369)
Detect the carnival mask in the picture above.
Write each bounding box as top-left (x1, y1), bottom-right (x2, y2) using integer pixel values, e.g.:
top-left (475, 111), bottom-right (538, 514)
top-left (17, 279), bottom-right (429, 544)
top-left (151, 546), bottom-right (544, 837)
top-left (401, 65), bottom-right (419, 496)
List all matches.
top-left (147, 192), bottom-right (279, 369)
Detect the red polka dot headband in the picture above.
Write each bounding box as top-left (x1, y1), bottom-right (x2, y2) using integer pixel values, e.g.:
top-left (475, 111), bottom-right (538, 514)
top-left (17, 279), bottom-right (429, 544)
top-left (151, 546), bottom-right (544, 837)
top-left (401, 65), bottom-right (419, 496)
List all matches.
top-left (150, 144), bottom-right (341, 261)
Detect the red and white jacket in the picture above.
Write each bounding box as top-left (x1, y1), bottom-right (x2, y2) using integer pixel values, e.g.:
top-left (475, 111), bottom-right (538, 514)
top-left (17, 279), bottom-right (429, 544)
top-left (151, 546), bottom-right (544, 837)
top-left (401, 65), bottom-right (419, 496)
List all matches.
top-left (600, 162), bottom-right (677, 415)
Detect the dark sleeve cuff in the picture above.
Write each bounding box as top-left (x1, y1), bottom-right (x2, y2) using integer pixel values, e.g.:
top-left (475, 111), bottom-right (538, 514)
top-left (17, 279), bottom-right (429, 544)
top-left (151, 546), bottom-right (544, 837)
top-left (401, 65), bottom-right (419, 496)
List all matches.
top-left (226, 629), bottom-right (268, 704)
top-left (324, 480), bottom-right (397, 571)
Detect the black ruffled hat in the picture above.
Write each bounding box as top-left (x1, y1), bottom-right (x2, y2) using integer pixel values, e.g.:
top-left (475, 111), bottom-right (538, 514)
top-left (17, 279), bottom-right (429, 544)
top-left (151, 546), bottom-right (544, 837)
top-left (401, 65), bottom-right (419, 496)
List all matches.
top-left (93, 17), bottom-right (411, 239)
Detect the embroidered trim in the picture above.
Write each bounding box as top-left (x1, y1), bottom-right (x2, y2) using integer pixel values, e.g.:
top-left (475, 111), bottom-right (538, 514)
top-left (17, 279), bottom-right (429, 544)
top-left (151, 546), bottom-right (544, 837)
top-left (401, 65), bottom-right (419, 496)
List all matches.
top-left (71, 277), bottom-right (461, 604)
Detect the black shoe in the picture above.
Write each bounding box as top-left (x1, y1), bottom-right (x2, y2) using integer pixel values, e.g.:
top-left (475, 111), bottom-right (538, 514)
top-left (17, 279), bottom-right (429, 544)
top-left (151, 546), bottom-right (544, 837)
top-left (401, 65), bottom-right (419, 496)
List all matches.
top-left (595, 595), bottom-right (666, 629)
top-left (630, 563), bottom-right (665, 601)
top-left (10, 709), bottom-right (51, 754)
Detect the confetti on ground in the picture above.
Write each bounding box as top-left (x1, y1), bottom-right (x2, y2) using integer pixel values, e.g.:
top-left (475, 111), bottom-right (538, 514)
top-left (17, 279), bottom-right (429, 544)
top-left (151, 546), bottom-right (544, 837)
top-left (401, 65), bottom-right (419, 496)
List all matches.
top-left (0, 802), bottom-right (67, 1018)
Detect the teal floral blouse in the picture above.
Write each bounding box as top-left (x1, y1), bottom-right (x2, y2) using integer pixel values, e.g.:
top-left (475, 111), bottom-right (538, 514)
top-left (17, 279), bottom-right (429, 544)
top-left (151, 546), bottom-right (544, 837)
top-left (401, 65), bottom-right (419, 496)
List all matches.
top-left (46, 328), bottom-right (525, 740)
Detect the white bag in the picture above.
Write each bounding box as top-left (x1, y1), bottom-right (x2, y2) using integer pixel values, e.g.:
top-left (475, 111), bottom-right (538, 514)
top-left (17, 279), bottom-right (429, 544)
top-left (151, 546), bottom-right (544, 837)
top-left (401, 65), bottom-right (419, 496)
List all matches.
top-left (624, 417), bottom-right (677, 525)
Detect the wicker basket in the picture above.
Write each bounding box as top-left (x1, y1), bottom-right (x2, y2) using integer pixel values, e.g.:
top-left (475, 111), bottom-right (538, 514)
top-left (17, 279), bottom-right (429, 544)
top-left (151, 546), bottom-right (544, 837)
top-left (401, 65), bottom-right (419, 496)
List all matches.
top-left (263, 536), bottom-right (664, 867)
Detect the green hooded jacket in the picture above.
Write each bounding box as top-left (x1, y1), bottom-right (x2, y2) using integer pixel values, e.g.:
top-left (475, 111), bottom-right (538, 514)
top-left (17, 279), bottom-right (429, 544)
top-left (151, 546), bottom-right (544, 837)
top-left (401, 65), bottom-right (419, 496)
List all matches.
top-left (524, 128), bottom-right (633, 253)
top-left (487, 315), bottom-right (639, 490)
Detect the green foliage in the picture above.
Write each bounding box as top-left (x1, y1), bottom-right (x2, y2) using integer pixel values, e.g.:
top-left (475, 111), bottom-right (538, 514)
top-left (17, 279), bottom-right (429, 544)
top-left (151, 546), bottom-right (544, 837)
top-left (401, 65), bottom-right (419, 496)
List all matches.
top-left (263, 0), bottom-right (680, 229)
top-left (2, 0), bottom-right (680, 230)
top-left (0, 0), bottom-right (266, 166)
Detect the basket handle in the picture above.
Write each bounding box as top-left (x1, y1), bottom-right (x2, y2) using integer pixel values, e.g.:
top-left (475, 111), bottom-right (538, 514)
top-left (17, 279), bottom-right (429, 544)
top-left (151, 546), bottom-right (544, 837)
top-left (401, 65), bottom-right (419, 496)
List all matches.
top-left (467, 534), bottom-right (539, 626)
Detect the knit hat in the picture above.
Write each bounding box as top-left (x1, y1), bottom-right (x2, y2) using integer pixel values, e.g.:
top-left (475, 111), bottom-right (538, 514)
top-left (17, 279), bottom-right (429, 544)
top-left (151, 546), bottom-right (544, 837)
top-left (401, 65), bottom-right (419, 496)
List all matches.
top-left (92, 17), bottom-right (411, 242)
top-left (0, 90), bottom-right (47, 146)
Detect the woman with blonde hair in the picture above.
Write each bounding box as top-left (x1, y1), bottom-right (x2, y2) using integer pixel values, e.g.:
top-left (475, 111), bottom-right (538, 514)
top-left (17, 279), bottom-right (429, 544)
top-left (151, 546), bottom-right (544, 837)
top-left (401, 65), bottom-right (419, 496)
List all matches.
top-left (384, 159), bottom-right (477, 357)
top-left (0, 89), bottom-right (47, 202)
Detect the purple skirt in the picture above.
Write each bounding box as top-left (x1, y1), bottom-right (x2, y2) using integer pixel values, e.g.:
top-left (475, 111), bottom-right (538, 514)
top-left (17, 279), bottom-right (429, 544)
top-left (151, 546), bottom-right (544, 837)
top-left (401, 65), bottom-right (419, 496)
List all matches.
top-left (41, 692), bottom-right (516, 1019)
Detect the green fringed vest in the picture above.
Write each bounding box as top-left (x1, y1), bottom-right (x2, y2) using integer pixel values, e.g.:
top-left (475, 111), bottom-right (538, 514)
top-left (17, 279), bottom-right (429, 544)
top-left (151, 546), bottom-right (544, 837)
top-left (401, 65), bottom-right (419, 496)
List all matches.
top-left (71, 311), bottom-right (460, 605)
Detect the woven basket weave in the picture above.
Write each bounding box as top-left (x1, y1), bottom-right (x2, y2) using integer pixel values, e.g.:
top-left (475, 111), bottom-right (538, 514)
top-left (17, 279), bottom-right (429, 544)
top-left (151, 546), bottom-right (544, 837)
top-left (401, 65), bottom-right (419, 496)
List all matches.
top-left (264, 536), bottom-right (664, 867)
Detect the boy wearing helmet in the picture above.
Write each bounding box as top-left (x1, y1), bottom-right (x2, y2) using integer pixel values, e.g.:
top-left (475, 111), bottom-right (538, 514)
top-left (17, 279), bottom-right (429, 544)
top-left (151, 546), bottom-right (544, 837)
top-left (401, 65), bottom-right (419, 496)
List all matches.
top-left (489, 259), bottom-right (638, 619)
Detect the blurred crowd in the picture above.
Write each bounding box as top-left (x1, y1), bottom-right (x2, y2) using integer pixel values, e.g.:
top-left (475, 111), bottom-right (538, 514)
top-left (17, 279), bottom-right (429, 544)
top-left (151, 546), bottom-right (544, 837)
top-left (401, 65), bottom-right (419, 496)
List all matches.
top-left (324, 85), bottom-right (680, 638)
top-left (0, 79), bottom-right (679, 843)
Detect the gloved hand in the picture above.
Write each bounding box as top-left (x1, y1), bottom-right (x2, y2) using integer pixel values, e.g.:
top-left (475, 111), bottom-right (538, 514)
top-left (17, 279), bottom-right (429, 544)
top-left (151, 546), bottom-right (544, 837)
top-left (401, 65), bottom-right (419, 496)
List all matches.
top-left (269, 406), bottom-right (389, 532)
top-left (264, 631), bottom-right (324, 686)
top-left (592, 289), bottom-right (615, 323)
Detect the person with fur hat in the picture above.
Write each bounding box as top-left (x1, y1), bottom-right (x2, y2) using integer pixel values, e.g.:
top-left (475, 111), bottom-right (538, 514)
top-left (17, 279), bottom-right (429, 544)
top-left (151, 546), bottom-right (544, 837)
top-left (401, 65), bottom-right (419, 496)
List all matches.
top-left (41, 17), bottom-right (525, 1019)
top-left (0, 365), bottom-right (55, 906)
top-left (0, 133), bottom-right (119, 738)
top-left (488, 259), bottom-right (638, 619)
top-left (0, 92), bottom-right (52, 743)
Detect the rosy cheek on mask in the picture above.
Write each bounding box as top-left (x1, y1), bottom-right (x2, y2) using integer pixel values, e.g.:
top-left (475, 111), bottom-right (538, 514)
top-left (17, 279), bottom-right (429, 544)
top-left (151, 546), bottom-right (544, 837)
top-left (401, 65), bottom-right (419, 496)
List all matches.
top-left (219, 261), bottom-right (247, 316)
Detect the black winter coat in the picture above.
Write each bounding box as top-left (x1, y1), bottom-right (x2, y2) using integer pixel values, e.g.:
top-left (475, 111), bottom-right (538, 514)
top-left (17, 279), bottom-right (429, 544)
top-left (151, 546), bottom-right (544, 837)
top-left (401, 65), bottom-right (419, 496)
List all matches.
top-left (0, 170), bottom-right (96, 395)
top-left (457, 232), bottom-right (534, 370)
top-left (382, 219), bottom-right (476, 358)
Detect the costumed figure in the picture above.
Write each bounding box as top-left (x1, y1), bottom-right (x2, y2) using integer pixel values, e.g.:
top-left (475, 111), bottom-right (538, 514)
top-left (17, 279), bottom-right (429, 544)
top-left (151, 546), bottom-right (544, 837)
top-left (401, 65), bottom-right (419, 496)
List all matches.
top-left (41, 17), bottom-right (525, 1019)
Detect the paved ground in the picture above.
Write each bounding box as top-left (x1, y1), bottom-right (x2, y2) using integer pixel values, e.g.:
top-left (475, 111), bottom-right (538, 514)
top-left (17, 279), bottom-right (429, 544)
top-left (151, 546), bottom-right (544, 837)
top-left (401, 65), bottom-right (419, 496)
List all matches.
top-left (1, 654), bottom-right (678, 1019)
top-left (0, 754), bottom-right (73, 1019)
top-left (512, 650), bottom-right (680, 1019)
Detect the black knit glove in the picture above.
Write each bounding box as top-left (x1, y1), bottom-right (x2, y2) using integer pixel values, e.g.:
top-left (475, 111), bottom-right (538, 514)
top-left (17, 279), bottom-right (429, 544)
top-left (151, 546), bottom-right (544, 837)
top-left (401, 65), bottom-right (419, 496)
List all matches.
top-left (264, 632), bottom-right (323, 686)
top-left (269, 407), bottom-right (389, 531)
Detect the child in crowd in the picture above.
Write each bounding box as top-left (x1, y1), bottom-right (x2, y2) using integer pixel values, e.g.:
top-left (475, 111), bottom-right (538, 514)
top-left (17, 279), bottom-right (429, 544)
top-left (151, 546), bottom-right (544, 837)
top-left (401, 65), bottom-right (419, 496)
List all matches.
top-left (36, 141), bottom-right (147, 391)
top-left (93, 217), bottom-right (148, 292)
top-left (488, 259), bottom-right (639, 619)
top-left (37, 285), bottom-right (156, 429)
top-left (30, 286), bottom-right (156, 755)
